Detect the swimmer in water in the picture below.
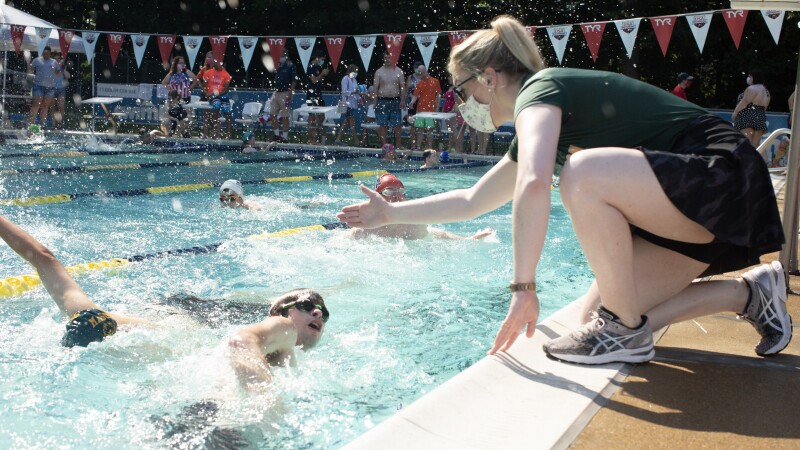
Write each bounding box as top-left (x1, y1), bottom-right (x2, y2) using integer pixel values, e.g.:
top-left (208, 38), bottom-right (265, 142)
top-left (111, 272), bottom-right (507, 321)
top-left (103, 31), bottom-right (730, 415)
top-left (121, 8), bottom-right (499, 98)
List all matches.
top-left (218, 179), bottom-right (262, 211)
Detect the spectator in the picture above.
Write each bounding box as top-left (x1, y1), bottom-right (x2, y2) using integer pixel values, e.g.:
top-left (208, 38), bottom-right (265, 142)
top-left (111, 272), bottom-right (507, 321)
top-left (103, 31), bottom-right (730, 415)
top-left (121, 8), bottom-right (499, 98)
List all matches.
top-left (27, 46), bottom-right (60, 129)
top-left (162, 56), bottom-right (197, 104)
top-left (305, 51), bottom-right (330, 145)
top-left (269, 50), bottom-right (298, 143)
top-left (404, 60), bottom-right (425, 149)
top-left (335, 64), bottom-right (361, 146)
top-left (732, 69), bottom-right (770, 147)
top-left (373, 52), bottom-right (405, 149)
top-left (162, 90), bottom-right (188, 137)
top-left (672, 72), bottom-right (694, 100)
top-left (442, 78), bottom-right (458, 151)
top-left (49, 51), bottom-right (68, 130)
top-left (202, 57), bottom-right (233, 139)
top-left (408, 63), bottom-right (442, 150)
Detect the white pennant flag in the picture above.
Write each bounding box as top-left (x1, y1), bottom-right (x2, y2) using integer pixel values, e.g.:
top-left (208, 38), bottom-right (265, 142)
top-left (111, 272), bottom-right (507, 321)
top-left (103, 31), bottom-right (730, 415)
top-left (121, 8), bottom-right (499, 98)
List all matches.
top-left (131, 34), bottom-right (150, 68)
top-left (354, 35), bottom-right (376, 71)
top-left (613, 18), bottom-right (641, 59)
top-left (182, 36), bottom-right (204, 70)
top-left (237, 36), bottom-right (258, 71)
top-left (294, 36), bottom-right (317, 71)
top-left (413, 33), bottom-right (438, 69)
top-left (685, 14), bottom-right (713, 53)
top-left (761, 10), bottom-right (785, 45)
top-left (81, 31), bottom-right (100, 62)
top-left (546, 25), bottom-right (572, 65)
top-left (34, 27), bottom-right (52, 55)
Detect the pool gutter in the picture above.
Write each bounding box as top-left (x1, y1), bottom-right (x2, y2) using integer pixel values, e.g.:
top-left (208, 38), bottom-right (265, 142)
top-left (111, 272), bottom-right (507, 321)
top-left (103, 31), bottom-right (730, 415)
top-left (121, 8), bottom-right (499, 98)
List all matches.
top-left (343, 299), bottom-right (667, 450)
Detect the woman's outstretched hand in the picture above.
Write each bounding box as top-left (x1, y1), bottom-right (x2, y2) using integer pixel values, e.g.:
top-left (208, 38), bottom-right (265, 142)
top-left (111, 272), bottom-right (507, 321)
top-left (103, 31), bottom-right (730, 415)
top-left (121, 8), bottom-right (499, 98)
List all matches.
top-left (488, 291), bottom-right (540, 355)
top-left (337, 184), bottom-right (391, 229)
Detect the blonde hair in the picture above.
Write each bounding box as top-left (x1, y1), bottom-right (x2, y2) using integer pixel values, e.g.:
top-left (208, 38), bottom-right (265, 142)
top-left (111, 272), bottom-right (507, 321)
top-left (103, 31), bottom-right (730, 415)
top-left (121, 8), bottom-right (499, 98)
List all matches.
top-left (448, 15), bottom-right (544, 81)
top-left (268, 289), bottom-right (326, 317)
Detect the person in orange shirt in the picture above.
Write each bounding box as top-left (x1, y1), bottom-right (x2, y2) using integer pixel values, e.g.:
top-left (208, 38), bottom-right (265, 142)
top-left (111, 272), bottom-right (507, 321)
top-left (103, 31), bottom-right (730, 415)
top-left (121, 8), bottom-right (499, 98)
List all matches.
top-left (408, 64), bottom-right (442, 150)
top-left (201, 56), bottom-right (233, 139)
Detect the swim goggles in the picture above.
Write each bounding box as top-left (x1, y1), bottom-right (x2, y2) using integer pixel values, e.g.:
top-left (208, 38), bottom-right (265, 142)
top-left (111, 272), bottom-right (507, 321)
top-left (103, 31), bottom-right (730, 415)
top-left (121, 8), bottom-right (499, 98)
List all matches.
top-left (380, 187), bottom-right (405, 198)
top-left (281, 299), bottom-right (330, 323)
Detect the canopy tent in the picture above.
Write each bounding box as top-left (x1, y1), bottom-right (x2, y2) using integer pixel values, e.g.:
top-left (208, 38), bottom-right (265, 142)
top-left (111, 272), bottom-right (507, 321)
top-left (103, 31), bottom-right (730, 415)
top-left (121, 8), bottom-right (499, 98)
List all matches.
top-left (0, 4), bottom-right (84, 53)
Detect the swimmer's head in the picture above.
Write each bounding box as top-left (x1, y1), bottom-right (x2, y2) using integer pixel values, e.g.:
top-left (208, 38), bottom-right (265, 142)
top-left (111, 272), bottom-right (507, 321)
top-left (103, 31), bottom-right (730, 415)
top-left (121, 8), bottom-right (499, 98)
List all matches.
top-left (61, 309), bottom-right (118, 348)
top-left (269, 289), bottom-right (328, 349)
top-left (376, 173), bottom-right (406, 202)
top-left (219, 179), bottom-right (244, 207)
top-left (242, 131), bottom-right (254, 145)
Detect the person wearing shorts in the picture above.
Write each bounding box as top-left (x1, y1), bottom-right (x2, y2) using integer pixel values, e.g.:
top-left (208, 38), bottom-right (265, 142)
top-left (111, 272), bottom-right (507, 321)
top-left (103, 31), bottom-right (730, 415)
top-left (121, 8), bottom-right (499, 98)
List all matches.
top-left (27, 46), bottom-right (60, 129)
top-left (270, 50), bottom-right (298, 143)
top-left (373, 52), bottom-right (405, 149)
top-left (201, 58), bottom-right (232, 139)
top-left (408, 64), bottom-right (442, 150)
top-left (49, 51), bottom-right (68, 130)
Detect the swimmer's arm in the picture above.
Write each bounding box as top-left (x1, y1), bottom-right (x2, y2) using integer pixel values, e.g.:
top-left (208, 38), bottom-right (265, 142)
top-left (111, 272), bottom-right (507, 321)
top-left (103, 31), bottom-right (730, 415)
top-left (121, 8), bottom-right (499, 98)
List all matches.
top-left (229, 318), bottom-right (297, 389)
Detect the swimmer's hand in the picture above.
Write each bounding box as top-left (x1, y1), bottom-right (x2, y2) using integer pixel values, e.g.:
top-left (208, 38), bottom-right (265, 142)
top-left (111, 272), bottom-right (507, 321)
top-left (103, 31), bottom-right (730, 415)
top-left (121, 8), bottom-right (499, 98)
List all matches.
top-left (488, 291), bottom-right (539, 355)
top-left (470, 227), bottom-right (495, 240)
top-left (336, 184), bottom-right (391, 229)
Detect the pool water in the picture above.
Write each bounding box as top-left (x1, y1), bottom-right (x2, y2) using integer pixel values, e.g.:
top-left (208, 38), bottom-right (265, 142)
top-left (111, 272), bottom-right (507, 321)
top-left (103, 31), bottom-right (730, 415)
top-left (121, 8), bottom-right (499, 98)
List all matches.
top-left (0, 139), bottom-right (592, 449)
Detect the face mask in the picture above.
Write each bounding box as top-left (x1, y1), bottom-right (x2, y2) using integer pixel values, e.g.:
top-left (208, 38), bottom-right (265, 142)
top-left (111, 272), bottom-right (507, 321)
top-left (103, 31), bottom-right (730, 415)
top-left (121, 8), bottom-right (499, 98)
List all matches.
top-left (177, 63), bottom-right (185, 72)
top-left (458, 95), bottom-right (497, 133)
top-left (349, 72), bottom-right (357, 79)
top-left (746, 76), bottom-right (753, 86)
top-left (317, 60), bottom-right (325, 67)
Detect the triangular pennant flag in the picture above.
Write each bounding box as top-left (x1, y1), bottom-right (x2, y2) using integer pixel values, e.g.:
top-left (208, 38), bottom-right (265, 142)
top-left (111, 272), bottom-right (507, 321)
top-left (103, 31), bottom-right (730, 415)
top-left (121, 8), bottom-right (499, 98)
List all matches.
top-left (107, 33), bottom-right (125, 66)
top-left (613, 18), bottom-right (641, 59)
top-left (325, 36), bottom-right (346, 71)
top-left (34, 27), bottom-right (51, 55)
top-left (525, 26), bottom-right (537, 38)
top-left (131, 34), bottom-right (150, 68)
top-left (209, 35), bottom-right (228, 63)
top-left (413, 33), bottom-right (438, 69)
top-left (58, 30), bottom-right (75, 57)
top-left (383, 33), bottom-right (406, 66)
top-left (157, 35), bottom-right (177, 67)
top-left (10, 25), bottom-right (26, 55)
top-left (685, 14), bottom-right (713, 54)
top-left (81, 31), bottom-right (99, 63)
top-left (722, 10), bottom-right (748, 49)
top-left (295, 36), bottom-right (317, 71)
top-left (237, 36), bottom-right (258, 72)
top-left (182, 36), bottom-right (204, 69)
top-left (354, 35), bottom-right (376, 70)
top-left (761, 10), bottom-right (785, 45)
top-left (649, 15), bottom-right (677, 57)
top-left (580, 22), bottom-right (606, 63)
top-left (448, 31), bottom-right (472, 48)
top-left (265, 37), bottom-right (287, 72)
top-left (546, 25), bottom-right (572, 65)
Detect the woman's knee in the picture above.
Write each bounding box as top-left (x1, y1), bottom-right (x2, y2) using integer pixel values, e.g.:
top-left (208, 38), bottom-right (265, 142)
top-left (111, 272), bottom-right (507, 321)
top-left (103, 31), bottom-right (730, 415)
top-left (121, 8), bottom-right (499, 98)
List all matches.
top-left (559, 151), bottom-right (603, 205)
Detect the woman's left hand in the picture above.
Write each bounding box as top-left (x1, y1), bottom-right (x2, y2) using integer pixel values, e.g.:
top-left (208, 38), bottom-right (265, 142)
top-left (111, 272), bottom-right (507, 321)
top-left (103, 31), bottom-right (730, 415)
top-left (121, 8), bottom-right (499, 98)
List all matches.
top-left (488, 290), bottom-right (540, 355)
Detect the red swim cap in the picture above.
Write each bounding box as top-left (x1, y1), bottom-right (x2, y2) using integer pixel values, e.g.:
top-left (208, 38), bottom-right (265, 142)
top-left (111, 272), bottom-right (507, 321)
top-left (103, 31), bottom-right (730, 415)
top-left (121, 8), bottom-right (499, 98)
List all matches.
top-left (375, 173), bottom-right (404, 193)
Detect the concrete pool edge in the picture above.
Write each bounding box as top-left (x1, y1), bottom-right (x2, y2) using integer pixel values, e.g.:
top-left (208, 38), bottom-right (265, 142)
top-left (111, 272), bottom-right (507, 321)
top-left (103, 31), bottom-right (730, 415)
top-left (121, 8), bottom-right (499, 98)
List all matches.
top-left (343, 299), bottom-right (668, 450)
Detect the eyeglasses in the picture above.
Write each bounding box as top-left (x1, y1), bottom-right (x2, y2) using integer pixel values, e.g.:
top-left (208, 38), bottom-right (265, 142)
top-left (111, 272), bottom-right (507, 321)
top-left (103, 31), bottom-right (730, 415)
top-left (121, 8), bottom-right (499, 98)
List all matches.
top-left (282, 299), bottom-right (330, 323)
top-left (380, 187), bottom-right (405, 198)
top-left (453, 75), bottom-right (476, 103)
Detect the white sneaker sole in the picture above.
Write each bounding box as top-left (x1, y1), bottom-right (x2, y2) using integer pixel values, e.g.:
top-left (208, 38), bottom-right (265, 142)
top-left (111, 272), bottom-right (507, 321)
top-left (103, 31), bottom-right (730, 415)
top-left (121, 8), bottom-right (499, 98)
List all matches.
top-left (761, 261), bottom-right (793, 355)
top-left (545, 347), bottom-right (655, 365)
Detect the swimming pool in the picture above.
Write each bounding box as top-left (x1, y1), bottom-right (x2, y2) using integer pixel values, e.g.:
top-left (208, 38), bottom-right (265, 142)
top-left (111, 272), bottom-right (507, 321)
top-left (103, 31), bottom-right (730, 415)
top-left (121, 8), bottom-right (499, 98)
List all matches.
top-left (0, 138), bottom-right (592, 449)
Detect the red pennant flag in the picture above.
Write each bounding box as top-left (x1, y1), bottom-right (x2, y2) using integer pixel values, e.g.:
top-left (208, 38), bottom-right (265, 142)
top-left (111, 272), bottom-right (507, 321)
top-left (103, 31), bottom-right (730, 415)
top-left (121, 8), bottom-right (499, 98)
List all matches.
top-left (722, 9), bottom-right (749, 49)
top-left (383, 33), bottom-right (406, 66)
top-left (209, 35), bottom-right (228, 63)
top-left (10, 25), bottom-right (26, 55)
top-left (265, 37), bottom-right (287, 72)
top-left (325, 36), bottom-right (346, 72)
top-left (649, 15), bottom-right (677, 57)
top-left (525, 26), bottom-right (537, 38)
top-left (58, 30), bottom-right (74, 56)
top-left (580, 22), bottom-right (606, 63)
top-left (448, 31), bottom-right (473, 48)
top-left (157, 35), bottom-right (177, 67)
top-left (107, 33), bottom-right (125, 66)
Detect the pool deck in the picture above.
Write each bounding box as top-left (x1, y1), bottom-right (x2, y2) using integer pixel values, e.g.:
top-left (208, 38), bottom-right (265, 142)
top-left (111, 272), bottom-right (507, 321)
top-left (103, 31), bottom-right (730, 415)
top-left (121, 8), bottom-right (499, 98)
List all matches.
top-left (346, 176), bottom-right (799, 449)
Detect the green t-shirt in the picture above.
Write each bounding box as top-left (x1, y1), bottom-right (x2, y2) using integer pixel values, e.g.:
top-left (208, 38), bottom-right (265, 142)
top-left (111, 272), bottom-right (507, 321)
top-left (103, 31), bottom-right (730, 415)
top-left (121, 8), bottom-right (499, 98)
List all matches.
top-left (507, 68), bottom-right (708, 167)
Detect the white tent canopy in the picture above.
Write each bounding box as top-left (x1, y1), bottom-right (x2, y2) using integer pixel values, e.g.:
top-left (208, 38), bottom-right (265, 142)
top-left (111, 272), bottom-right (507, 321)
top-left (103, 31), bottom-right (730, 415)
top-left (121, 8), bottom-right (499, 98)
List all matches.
top-left (0, 4), bottom-right (84, 53)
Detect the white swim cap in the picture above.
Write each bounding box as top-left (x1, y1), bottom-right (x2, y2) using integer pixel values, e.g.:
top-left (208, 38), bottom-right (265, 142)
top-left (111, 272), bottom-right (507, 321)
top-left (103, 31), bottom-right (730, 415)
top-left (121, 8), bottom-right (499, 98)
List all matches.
top-left (220, 179), bottom-right (244, 196)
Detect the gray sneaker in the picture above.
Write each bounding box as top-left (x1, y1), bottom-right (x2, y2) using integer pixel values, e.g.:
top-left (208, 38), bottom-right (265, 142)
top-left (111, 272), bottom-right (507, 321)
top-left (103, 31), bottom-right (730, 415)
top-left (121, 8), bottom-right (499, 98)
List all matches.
top-left (543, 308), bottom-right (655, 365)
top-left (740, 261), bottom-right (793, 356)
